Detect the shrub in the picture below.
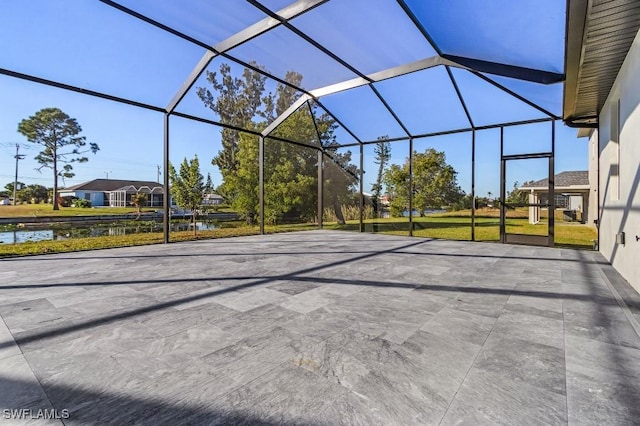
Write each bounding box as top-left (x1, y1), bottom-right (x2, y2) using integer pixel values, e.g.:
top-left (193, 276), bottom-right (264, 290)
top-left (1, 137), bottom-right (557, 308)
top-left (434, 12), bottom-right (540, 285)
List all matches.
top-left (73, 199), bottom-right (92, 208)
top-left (321, 205), bottom-right (375, 223)
top-left (59, 196), bottom-right (77, 207)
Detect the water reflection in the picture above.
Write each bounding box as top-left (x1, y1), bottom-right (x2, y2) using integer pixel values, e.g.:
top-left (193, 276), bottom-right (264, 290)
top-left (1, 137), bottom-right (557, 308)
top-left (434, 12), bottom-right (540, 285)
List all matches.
top-left (0, 230), bottom-right (55, 244)
top-left (381, 209), bottom-right (447, 218)
top-left (0, 222), bottom-right (218, 244)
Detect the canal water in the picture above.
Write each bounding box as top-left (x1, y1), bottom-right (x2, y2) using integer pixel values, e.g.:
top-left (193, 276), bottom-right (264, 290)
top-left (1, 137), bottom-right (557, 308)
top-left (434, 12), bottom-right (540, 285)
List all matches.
top-left (0, 222), bottom-right (218, 244)
top-left (381, 209), bottom-right (447, 218)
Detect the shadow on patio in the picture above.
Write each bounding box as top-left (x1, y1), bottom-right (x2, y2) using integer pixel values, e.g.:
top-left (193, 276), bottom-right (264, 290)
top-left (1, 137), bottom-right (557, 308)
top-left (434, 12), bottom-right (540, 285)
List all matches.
top-left (1, 231), bottom-right (639, 424)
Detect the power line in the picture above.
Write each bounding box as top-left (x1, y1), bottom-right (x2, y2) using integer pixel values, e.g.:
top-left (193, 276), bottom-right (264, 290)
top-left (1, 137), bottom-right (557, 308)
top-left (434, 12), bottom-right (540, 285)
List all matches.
top-left (13, 144), bottom-right (26, 204)
top-left (0, 142), bottom-right (33, 150)
top-left (0, 142), bottom-right (34, 163)
top-left (0, 174), bottom-right (49, 181)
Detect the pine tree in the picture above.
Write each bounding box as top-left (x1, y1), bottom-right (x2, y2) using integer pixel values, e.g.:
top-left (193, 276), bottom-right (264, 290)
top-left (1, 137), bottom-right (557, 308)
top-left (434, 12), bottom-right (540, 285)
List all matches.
top-left (17, 108), bottom-right (99, 210)
top-left (372, 136), bottom-right (391, 217)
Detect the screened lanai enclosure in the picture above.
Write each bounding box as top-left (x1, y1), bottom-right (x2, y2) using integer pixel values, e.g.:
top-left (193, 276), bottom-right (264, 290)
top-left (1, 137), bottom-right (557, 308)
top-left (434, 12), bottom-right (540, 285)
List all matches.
top-left (1, 0), bottom-right (569, 247)
top-left (5, 2), bottom-right (640, 425)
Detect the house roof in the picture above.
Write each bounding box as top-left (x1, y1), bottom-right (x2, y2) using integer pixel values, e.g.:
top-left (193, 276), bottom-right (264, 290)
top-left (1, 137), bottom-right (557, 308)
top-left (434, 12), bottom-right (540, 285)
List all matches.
top-left (204, 193), bottom-right (224, 199)
top-left (563, 0), bottom-right (640, 126)
top-left (522, 171), bottom-right (589, 188)
top-left (60, 179), bottom-right (163, 192)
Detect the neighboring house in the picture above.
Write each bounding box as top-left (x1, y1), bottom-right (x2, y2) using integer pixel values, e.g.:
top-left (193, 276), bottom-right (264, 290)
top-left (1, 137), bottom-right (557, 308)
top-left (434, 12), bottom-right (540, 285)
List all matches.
top-left (519, 171), bottom-right (591, 224)
top-left (202, 193), bottom-right (224, 206)
top-left (59, 178), bottom-right (223, 208)
top-left (59, 179), bottom-right (167, 207)
top-left (108, 184), bottom-right (165, 207)
top-left (564, 2), bottom-right (640, 292)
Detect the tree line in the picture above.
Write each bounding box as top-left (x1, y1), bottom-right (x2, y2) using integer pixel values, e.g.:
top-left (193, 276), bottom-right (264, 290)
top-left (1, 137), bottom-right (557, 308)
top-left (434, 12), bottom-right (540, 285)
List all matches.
top-left (192, 63), bottom-right (359, 225)
top-left (169, 62), bottom-right (467, 223)
top-left (8, 62), bottom-right (475, 221)
top-left (1, 182), bottom-right (50, 204)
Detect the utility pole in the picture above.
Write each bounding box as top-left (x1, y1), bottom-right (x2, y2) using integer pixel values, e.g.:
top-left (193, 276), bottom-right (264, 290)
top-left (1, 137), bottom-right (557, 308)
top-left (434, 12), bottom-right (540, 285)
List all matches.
top-left (13, 144), bottom-right (25, 206)
top-left (157, 165), bottom-right (161, 183)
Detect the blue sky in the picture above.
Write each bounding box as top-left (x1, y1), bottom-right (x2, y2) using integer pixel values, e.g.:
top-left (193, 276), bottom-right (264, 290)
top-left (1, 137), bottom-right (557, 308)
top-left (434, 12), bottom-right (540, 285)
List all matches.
top-left (0, 0), bottom-right (585, 198)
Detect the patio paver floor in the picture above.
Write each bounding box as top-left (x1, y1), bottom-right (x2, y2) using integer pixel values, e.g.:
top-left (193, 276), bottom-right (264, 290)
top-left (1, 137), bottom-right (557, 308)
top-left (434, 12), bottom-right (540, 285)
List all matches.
top-left (1, 230), bottom-right (639, 425)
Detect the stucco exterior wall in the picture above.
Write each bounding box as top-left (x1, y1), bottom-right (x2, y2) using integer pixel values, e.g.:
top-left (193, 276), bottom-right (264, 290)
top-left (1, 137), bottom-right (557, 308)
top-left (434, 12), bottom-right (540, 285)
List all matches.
top-left (597, 28), bottom-right (640, 292)
top-left (74, 191), bottom-right (104, 206)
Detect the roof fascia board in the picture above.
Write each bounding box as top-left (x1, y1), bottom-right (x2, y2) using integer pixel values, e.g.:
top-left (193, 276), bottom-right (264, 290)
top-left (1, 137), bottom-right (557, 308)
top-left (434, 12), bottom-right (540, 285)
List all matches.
top-left (563, 0), bottom-right (591, 121)
top-left (520, 185), bottom-right (590, 190)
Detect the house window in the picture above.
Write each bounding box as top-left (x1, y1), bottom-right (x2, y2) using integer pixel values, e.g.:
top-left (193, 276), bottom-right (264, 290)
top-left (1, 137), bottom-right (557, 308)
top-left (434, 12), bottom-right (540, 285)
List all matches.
top-left (610, 98), bottom-right (620, 201)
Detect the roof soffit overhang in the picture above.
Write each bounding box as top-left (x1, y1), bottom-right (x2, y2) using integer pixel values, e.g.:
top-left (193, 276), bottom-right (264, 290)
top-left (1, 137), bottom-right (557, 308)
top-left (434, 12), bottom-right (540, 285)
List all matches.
top-left (563, 0), bottom-right (640, 127)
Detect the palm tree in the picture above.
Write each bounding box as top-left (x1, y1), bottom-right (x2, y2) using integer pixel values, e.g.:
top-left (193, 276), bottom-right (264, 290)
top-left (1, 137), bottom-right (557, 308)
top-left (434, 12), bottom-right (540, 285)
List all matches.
top-left (131, 192), bottom-right (147, 220)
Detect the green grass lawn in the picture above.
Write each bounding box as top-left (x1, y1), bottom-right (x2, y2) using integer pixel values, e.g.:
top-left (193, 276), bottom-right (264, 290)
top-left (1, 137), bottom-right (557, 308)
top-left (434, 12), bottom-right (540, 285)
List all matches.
top-left (0, 205), bottom-right (154, 217)
top-left (0, 204), bottom-right (235, 218)
top-left (0, 207), bottom-right (597, 257)
top-left (0, 222), bottom-right (317, 257)
top-left (324, 209), bottom-right (597, 249)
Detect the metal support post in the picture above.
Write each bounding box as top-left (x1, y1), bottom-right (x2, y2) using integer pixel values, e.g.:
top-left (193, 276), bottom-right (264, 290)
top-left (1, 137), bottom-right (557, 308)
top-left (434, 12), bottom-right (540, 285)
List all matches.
top-left (359, 144), bottom-right (364, 232)
top-left (259, 136), bottom-right (265, 235)
top-left (596, 127), bottom-right (601, 245)
top-left (409, 138), bottom-right (414, 237)
top-left (471, 130), bottom-right (476, 241)
top-left (549, 121), bottom-right (556, 247)
top-left (499, 127), bottom-right (506, 243)
top-left (163, 113), bottom-right (170, 244)
top-left (317, 150), bottom-right (323, 229)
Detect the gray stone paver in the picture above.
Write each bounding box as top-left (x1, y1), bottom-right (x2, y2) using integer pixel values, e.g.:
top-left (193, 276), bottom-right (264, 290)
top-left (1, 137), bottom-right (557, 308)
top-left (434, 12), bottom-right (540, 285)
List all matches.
top-left (0, 230), bottom-right (639, 425)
